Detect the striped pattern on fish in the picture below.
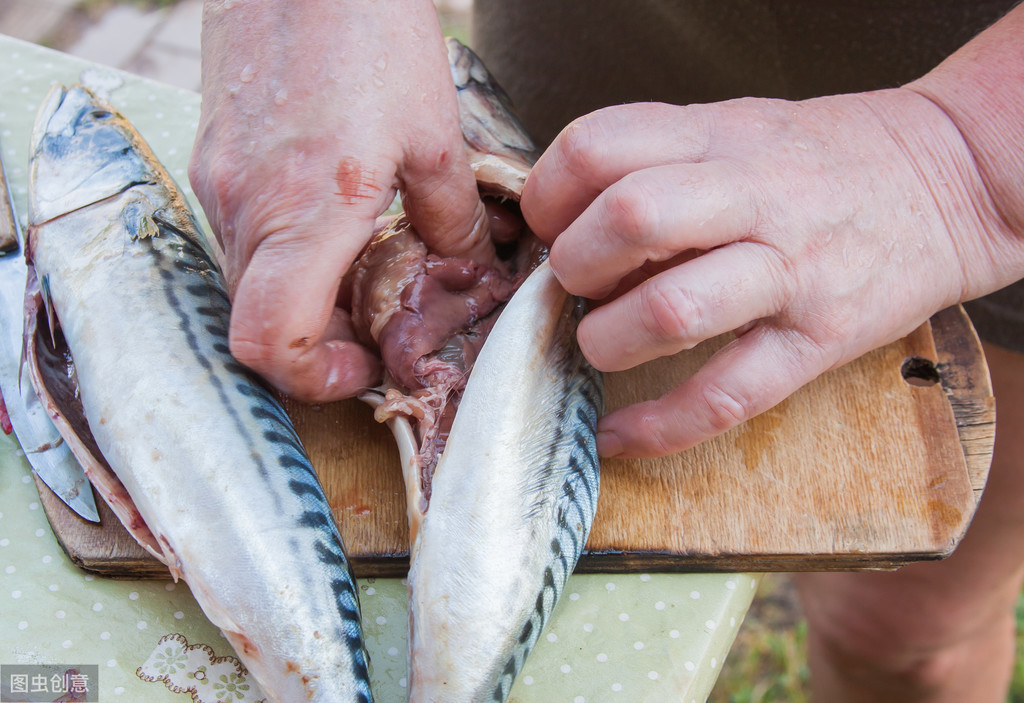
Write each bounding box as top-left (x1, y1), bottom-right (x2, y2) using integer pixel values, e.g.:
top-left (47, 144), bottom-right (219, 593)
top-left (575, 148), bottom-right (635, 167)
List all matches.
top-left (487, 290), bottom-right (603, 702)
top-left (347, 39), bottom-right (605, 702)
top-left (25, 85), bottom-right (371, 703)
top-left (406, 260), bottom-right (603, 702)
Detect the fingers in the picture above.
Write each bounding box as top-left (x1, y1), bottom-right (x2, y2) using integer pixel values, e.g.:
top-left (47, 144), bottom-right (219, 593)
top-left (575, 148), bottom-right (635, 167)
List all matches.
top-left (597, 325), bottom-right (839, 458)
top-left (401, 143), bottom-right (493, 263)
top-left (522, 103), bottom-right (713, 242)
top-left (191, 2), bottom-right (494, 402)
top-left (228, 216), bottom-right (382, 403)
top-left (191, 141), bottom-right (401, 402)
top-left (545, 161), bottom-right (758, 299)
top-left (577, 242), bottom-right (791, 372)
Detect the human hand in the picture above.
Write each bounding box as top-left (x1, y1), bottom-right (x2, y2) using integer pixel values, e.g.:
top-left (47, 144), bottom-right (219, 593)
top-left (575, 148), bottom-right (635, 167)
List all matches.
top-left (189, 0), bottom-right (489, 402)
top-left (522, 90), bottom-right (1024, 457)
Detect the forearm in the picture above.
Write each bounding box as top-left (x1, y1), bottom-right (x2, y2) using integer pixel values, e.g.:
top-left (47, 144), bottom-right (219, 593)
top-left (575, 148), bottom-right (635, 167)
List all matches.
top-left (201, 0), bottom-right (442, 54)
top-left (908, 5), bottom-right (1024, 291)
top-left (200, 0), bottom-right (444, 123)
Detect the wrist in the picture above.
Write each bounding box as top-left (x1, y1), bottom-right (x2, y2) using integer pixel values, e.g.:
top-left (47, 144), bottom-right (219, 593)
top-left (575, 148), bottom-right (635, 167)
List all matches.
top-left (197, 0), bottom-right (452, 141)
top-left (905, 6), bottom-right (1024, 302)
top-left (199, 0), bottom-right (445, 95)
top-left (905, 6), bottom-right (1024, 290)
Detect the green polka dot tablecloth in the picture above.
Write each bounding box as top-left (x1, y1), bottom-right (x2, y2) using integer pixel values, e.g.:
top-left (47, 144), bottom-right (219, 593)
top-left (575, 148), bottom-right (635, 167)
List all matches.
top-left (0, 35), bottom-right (758, 703)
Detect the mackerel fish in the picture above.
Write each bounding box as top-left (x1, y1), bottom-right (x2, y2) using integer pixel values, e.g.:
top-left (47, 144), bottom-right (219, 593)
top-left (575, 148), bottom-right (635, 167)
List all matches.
top-left (355, 39), bottom-right (604, 702)
top-left (23, 85), bottom-right (372, 703)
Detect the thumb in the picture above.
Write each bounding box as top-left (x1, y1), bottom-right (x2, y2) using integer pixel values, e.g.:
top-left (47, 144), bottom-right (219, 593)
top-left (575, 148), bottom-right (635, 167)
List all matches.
top-left (228, 214), bottom-right (382, 403)
top-left (401, 147), bottom-right (493, 263)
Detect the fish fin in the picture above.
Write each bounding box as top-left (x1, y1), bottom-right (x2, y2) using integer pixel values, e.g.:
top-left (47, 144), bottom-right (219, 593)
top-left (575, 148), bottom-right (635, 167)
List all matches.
top-left (122, 201), bottom-right (160, 241)
top-left (153, 533), bottom-right (184, 581)
top-left (23, 268), bottom-right (58, 386)
top-left (152, 204), bottom-right (200, 241)
top-left (151, 209), bottom-right (221, 275)
top-left (186, 578), bottom-right (246, 634)
top-left (35, 273), bottom-right (59, 350)
top-left (19, 267), bottom-right (42, 395)
top-left (151, 191), bottom-right (228, 272)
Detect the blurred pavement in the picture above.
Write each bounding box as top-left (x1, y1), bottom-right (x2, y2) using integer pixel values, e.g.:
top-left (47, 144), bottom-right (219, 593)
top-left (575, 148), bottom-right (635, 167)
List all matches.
top-left (0, 0), bottom-right (472, 92)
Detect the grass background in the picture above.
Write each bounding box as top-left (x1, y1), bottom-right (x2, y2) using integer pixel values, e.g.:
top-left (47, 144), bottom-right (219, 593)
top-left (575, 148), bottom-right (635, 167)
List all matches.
top-left (709, 574), bottom-right (1024, 702)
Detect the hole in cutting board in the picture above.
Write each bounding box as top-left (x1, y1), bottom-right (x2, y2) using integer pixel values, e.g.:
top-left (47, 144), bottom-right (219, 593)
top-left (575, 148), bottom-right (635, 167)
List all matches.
top-left (901, 356), bottom-right (941, 387)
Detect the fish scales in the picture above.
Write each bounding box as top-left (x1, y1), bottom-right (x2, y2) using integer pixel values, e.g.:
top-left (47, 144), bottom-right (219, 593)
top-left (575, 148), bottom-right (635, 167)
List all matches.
top-left (407, 259), bottom-right (603, 702)
top-left (490, 296), bottom-right (603, 701)
top-left (349, 39), bottom-right (604, 702)
top-left (25, 85), bottom-right (372, 703)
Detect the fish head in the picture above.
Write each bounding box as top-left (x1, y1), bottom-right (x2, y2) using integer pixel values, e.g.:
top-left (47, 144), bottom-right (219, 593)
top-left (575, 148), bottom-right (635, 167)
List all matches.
top-left (29, 85), bottom-right (153, 226)
top-left (446, 39), bottom-right (537, 199)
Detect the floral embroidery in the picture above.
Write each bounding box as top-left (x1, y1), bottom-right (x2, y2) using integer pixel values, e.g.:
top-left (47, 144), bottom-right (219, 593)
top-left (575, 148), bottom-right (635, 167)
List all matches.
top-left (212, 672), bottom-right (250, 701)
top-left (150, 640), bottom-right (189, 676)
top-left (137, 633), bottom-right (266, 703)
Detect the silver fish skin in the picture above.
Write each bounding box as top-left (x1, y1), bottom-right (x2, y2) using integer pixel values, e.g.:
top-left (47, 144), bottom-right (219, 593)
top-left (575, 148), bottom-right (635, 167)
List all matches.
top-left (26, 85), bottom-right (372, 703)
top-left (408, 259), bottom-right (603, 702)
top-left (401, 40), bottom-right (605, 702)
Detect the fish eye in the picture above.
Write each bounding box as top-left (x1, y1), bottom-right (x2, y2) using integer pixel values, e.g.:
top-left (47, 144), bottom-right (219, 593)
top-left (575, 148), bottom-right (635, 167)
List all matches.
top-left (90, 109), bottom-right (113, 120)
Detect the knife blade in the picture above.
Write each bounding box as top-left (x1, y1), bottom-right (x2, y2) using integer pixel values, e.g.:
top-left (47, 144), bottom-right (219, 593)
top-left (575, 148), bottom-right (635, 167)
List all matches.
top-left (0, 144), bottom-right (99, 522)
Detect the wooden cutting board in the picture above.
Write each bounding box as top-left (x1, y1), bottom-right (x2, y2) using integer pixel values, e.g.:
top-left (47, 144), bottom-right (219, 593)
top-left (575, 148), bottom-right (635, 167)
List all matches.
top-left (33, 305), bottom-right (993, 577)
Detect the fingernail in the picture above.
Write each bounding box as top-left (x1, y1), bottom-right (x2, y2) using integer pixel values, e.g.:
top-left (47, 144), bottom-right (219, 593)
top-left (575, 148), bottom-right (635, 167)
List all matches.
top-left (597, 430), bottom-right (623, 458)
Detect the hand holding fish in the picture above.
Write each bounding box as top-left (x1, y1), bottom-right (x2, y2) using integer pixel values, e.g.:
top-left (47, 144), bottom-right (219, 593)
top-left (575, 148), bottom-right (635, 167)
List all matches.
top-left (189, 0), bottom-right (490, 402)
top-left (523, 14), bottom-right (1024, 458)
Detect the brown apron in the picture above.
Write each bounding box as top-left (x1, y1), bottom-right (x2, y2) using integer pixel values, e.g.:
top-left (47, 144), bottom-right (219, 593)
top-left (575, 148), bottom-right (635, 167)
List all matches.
top-left (471, 0), bottom-right (1023, 350)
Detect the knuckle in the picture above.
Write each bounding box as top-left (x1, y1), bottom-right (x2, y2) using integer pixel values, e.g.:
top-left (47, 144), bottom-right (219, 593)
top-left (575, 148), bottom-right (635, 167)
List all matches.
top-left (758, 243), bottom-right (800, 308)
top-left (777, 326), bottom-right (838, 375)
top-left (549, 246), bottom-right (595, 301)
top-left (557, 115), bottom-right (607, 182)
top-left (640, 279), bottom-right (703, 344)
top-left (645, 418), bottom-right (681, 457)
top-left (228, 312), bottom-right (295, 372)
top-left (602, 178), bottom-right (654, 246)
top-left (193, 151), bottom-right (241, 203)
top-left (696, 381), bottom-right (751, 435)
top-left (228, 332), bottom-right (274, 370)
top-left (575, 317), bottom-right (613, 371)
top-left (455, 198), bottom-right (491, 252)
top-left (403, 136), bottom-right (463, 182)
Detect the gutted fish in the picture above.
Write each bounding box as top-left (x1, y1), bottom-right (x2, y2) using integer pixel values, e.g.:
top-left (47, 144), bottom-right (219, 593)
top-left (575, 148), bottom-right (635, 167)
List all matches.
top-left (355, 39), bottom-right (604, 701)
top-left (24, 85), bottom-right (372, 703)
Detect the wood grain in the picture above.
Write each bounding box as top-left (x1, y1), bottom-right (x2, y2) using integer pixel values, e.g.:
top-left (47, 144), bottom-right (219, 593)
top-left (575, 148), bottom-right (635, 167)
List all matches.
top-left (32, 306), bottom-right (993, 577)
top-left (34, 473), bottom-right (167, 578)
